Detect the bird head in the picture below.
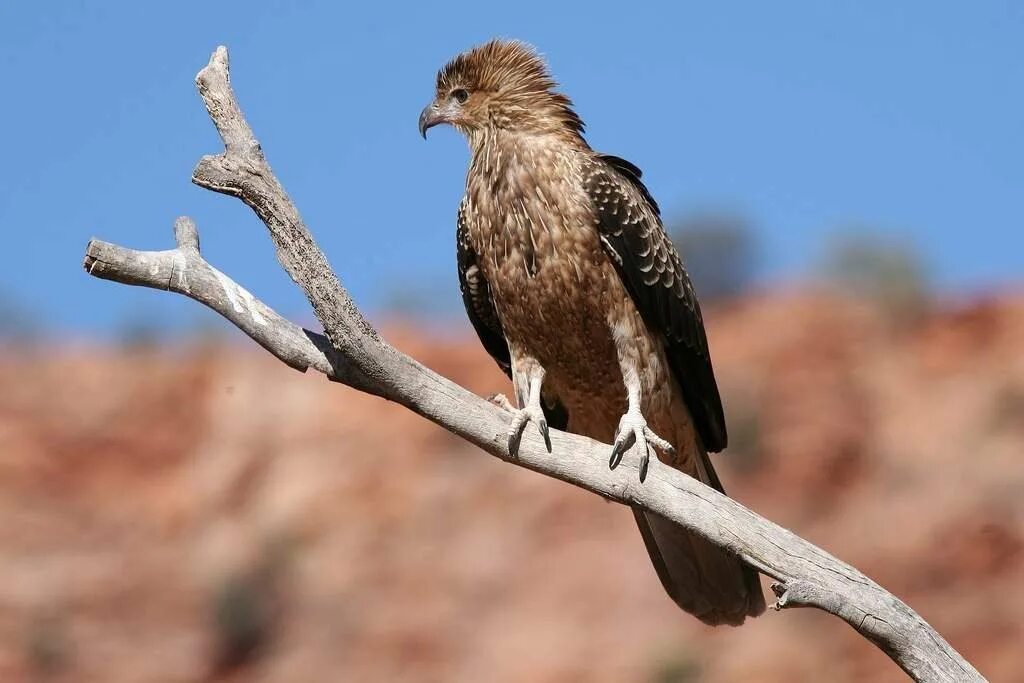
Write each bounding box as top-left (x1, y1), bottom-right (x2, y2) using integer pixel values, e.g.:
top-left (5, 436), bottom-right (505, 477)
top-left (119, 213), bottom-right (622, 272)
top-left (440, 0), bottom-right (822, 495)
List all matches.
top-left (419, 40), bottom-right (584, 143)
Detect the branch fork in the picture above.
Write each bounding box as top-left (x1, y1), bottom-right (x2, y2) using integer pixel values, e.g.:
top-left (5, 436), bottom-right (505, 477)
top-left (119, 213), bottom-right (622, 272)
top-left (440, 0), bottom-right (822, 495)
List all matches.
top-left (82, 46), bottom-right (984, 683)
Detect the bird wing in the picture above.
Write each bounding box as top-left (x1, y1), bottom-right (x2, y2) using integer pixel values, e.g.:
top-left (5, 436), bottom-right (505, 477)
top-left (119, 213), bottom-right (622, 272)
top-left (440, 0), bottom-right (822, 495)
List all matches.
top-left (456, 200), bottom-right (569, 429)
top-left (583, 154), bottom-right (728, 452)
top-left (457, 200), bottom-right (512, 376)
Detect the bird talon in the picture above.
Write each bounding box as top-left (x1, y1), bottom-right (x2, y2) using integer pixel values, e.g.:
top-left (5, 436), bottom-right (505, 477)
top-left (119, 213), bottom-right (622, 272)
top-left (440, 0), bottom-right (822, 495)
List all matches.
top-left (610, 410), bottom-right (673, 481)
top-left (643, 426), bottom-right (675, 458)
top-left (609, 428), bottom-right (636, 469)
top-left (609, 440), bottom-right (625, 469)
top-left (638, 445), bottom-right (651, 482)
top-left (506, 404), bottom-right (550, 456)
top-left (489, 393), bottom-right (516, 412)
top-left (538, 418), bottom-right (551, 451)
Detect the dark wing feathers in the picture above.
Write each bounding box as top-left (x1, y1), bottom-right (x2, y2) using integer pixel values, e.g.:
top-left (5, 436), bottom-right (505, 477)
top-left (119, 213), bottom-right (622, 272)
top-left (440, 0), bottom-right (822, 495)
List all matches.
top-left (457, 202), bottom-right (511, 376)
top-left (600, 154), bottom-right (660, 214)
top-left (585, 154), bottom-right (728, 452)
top-left (456, 202), bottom-right (569, 430)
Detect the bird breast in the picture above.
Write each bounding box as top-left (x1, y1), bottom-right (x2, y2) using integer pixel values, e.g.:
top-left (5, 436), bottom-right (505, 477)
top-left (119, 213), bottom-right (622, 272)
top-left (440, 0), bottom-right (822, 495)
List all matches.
top-left (464, 136), bottom-right (633, 421)
top-left (464, 138), bottom-right (606, 323)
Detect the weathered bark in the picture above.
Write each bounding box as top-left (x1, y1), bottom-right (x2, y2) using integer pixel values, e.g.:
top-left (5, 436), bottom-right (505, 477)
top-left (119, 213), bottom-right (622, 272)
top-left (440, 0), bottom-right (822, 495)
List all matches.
top-left (82, 47), bottom-right (984, 683)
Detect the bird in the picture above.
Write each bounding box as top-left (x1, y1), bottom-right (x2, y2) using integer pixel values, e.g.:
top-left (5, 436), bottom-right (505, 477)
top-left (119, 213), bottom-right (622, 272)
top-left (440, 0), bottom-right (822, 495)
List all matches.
top-left (419, 39), bottom-right (765, 625)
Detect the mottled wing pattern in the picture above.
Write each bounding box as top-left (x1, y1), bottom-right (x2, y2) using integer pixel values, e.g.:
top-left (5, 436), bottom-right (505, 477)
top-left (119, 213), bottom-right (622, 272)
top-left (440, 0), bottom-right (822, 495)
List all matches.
top-left (457, 200), bottom-right (512, 377)
top-left (456, 200), bottom-right (569, 429)
top-left (583, 154), bottom-right (728, 453)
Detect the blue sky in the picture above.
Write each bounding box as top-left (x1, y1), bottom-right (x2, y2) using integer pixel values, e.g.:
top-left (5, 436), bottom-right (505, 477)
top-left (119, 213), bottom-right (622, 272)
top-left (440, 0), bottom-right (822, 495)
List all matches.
top-left (1, 2), bottom-right (1021, 337)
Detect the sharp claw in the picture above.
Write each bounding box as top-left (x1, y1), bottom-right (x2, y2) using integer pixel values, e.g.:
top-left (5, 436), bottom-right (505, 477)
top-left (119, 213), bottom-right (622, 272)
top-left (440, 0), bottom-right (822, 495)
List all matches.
top-left (538, 418), bottom-right (551, 452)
top-left (609, 430), bottom-right (634, 470)
top-left (507, 412), bottom-right (527, 455)
top-left (638, 444), bottom-right (650, 482)
top-left (610, 411), bottom-right (675, 480)
top-left (609, 439), bottom-right (625, 470)
top-left (506, 405), bottom-right (551, 457)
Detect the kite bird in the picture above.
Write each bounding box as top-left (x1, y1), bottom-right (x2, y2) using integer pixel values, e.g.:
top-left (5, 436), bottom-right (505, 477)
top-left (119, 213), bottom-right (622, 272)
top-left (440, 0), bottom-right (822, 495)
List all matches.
top-left (420, 40), bottom-right (765, 625)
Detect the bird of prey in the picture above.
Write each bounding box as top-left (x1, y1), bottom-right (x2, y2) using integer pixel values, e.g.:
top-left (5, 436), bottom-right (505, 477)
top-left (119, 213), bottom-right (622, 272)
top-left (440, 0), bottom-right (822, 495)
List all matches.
top-left (420, 40), bottom-right (765, 625)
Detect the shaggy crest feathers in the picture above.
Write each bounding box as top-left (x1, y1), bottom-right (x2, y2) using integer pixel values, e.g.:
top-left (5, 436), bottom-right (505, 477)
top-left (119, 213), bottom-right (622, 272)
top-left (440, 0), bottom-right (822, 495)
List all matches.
top-left (436, 39), bottom-right (584, 136)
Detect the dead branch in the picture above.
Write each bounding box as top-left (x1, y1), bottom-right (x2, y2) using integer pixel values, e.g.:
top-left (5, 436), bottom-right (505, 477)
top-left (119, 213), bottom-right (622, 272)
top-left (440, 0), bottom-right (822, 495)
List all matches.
top-left (82, 47), bottom-right (984, 683)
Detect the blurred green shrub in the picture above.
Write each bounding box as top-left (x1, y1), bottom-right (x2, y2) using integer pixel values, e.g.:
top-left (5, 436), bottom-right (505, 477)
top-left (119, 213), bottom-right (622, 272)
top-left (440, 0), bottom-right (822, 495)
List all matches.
top-left (668, 213), bottom-right (759, 304)
top-left (210, 534), bottom-right (295, 674)
top-left (648, 648), bottom-right (702, 683)
top-left (25, 608), bottom-right (71, 677)
top-left (820, 231), bottom-right (930, 325)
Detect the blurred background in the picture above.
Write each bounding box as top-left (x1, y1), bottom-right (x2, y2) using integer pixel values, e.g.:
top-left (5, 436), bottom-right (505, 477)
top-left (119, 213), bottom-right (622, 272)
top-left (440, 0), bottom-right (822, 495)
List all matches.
top-left (1, 2), bottom-right (1022, 681)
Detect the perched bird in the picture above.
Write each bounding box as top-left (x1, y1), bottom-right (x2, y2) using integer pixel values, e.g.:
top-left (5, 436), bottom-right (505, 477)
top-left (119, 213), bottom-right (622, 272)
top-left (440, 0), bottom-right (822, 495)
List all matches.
top-left (420, 40), bottom-right (765, 625)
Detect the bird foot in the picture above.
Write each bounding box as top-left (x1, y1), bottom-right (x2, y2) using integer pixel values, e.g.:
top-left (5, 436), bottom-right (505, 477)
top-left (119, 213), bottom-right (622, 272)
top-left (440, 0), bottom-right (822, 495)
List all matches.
top-left (609, 409), bottom-right (675, 482)
top-left (506, 402), bottom-right (551, 456)
top-left (488, 393), bottom-right (516, 412)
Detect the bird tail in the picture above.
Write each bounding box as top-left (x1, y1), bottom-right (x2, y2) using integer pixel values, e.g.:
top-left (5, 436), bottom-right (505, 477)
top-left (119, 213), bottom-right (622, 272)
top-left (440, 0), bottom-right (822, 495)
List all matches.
top-left (633, 449), bottom-right (765, 626)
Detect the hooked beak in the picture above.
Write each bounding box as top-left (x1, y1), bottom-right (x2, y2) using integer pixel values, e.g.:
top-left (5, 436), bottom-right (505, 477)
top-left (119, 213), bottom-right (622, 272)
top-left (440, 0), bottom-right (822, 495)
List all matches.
top-left (418, 102), bottom-right (444, 139)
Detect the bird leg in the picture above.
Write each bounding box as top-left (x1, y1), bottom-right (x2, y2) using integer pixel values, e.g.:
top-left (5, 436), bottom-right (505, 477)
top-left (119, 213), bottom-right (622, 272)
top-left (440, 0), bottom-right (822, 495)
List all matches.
top-left (609, 384), bottom-right (675, 482)
top-left (506, 360), bottom-right (551, 456)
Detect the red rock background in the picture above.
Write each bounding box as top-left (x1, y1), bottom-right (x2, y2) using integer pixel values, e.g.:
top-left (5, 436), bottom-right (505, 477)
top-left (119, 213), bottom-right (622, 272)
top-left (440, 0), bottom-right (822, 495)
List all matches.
top-left (1, 291), bottom-right (1022, 682)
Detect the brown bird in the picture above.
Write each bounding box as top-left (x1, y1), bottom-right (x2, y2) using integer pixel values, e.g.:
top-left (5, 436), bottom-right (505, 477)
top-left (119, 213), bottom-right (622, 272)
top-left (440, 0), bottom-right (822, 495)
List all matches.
top-left (420, 40), bottom-right (765, 625)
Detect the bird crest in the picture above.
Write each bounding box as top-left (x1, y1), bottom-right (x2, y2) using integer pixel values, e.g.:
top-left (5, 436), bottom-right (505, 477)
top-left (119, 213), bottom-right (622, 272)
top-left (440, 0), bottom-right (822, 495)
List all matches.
top-left (434, 39), bottom-right (584, 137)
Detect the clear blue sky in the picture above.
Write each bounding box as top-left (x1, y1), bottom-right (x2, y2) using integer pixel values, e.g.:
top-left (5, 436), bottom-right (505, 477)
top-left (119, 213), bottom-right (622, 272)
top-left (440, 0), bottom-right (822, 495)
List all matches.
top-left (1, 1), bottom-right (1021, 337)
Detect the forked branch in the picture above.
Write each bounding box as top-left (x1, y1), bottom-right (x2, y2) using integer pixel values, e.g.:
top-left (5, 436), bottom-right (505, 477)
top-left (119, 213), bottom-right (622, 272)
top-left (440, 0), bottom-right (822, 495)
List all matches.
top-left (82, 47), bottom-right (984, 683)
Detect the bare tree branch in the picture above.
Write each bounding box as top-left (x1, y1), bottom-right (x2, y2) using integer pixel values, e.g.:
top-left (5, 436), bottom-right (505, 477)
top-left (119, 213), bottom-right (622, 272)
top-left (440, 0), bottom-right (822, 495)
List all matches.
top-left (81, 46), bottom-right (984, 683)
top-left (83, 217), bottom-right (366, 387)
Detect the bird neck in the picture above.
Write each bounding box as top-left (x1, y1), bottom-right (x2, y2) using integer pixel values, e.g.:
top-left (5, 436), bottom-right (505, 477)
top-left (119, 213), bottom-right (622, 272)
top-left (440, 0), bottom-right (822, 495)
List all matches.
top-left (468, 127), bottom-right (587, 169)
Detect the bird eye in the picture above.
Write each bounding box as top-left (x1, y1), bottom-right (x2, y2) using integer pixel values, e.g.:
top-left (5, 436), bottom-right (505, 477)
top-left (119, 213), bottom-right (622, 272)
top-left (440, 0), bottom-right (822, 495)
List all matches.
top-left (451, 88), bottom-right (469, 104)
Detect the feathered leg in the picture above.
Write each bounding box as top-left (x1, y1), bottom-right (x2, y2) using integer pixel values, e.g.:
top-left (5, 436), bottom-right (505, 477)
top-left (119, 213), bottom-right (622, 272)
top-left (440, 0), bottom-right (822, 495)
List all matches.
top-left (504, 353), bottom-right (551, 455)
top-left (609, 379), bottom-right (676, 481)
